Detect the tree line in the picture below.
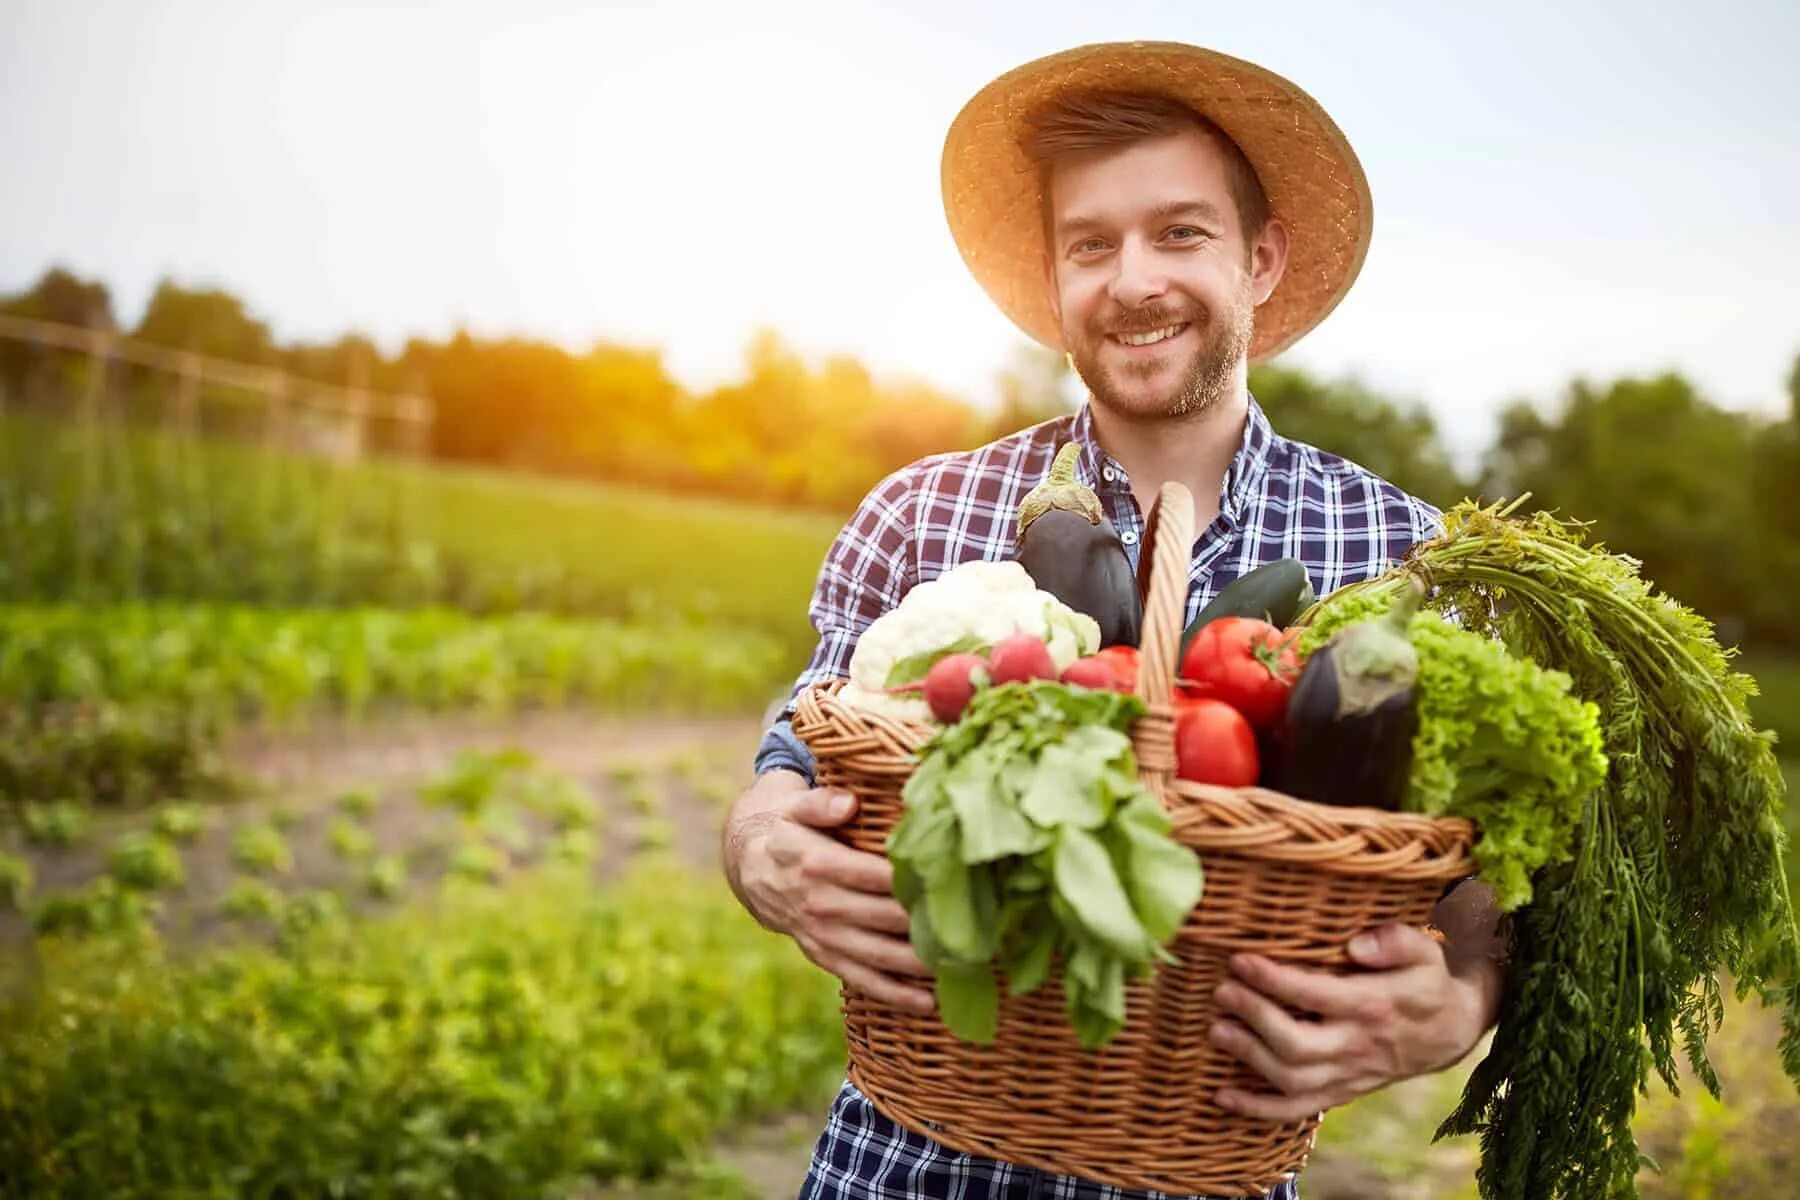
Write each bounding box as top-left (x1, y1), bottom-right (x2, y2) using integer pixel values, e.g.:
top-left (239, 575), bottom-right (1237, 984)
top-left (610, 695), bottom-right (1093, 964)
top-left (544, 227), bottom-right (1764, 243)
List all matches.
top-left (3, 265), bottom-right (1796, 650)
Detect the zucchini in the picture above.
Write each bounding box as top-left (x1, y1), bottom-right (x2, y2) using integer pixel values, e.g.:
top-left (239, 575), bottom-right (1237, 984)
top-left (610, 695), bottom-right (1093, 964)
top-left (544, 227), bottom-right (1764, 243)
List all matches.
top-left (1179, 557), bottom-right (1314, 656)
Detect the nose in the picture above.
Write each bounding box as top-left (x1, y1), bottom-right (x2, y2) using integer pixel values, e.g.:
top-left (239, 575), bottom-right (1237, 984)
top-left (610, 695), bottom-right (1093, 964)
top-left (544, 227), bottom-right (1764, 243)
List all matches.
top-left (1106, 237), bottom-right (1166, 310)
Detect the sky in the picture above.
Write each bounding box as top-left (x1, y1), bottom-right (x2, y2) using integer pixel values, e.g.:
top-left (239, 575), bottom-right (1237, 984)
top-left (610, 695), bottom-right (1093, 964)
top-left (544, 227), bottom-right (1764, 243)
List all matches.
top-left (2, 0), bottom-right (1797, 467)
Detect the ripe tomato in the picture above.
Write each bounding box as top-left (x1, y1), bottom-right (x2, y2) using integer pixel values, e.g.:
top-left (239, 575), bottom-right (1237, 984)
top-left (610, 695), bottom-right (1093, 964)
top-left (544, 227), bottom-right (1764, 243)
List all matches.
top-left (1091, 645), bottom-right (1141, 694)
top-left (1173, 696), bottom-right (1260, 788)
top-left (1177, 617), bottom-right (1301, 732)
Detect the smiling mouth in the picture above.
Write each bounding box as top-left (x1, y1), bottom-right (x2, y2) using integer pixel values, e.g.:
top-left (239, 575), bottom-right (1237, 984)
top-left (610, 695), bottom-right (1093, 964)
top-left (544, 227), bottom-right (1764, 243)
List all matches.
top-left (1108, 322), bottom-right (1190, 348)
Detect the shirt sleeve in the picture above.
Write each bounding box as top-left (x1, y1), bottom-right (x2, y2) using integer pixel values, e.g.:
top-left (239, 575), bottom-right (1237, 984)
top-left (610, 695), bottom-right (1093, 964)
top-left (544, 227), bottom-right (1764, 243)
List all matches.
top-left (751, 466), bottom-right (916, 778)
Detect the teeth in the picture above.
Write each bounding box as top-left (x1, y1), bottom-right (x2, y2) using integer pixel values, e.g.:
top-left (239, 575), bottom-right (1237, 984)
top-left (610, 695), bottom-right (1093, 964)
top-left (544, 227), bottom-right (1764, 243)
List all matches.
top-left (1115, 324), bottom-right (1186, 347)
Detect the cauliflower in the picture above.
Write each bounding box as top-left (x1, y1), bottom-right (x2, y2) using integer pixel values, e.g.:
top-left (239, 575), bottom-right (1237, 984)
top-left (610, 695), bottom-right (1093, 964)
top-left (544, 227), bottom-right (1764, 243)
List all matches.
top-left (838, 559), bottom-right (1101, 721)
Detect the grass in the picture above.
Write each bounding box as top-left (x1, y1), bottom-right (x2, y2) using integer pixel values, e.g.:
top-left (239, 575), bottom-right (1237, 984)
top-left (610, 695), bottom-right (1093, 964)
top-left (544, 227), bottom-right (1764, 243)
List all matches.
top-left (0, 413), bottom-right (834, 656)
top-left (1741, 650), bottom-right (1800, 751)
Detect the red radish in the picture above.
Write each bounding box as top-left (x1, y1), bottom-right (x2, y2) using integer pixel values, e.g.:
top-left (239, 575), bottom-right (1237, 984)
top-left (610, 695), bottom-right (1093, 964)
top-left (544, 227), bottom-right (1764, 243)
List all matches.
top-left (1092, 645), bottom-right (1141, 692)
top-left (923, 652), bottom-right (989, 723)
top-left (987, 634), bottom-right (1057, 685)
top-left (1060, 656), bottom-right (1120, 691)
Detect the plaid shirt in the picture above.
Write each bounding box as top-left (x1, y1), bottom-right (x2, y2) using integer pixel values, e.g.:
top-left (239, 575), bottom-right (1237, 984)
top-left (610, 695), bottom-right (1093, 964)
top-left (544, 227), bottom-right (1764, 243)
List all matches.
top-left (756, 394), bottom-right (1441, 1198)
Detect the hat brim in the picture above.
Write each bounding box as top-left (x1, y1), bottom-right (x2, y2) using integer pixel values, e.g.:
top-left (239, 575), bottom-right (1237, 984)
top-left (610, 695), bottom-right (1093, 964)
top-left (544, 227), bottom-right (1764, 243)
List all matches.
top-left (941, 41), bottom-right (1373, 362)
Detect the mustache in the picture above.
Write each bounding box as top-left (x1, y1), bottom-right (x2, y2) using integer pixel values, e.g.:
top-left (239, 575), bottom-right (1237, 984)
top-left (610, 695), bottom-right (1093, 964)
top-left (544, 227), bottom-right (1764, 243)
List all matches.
top-left (1098, 305), bottom-right (1204, 336)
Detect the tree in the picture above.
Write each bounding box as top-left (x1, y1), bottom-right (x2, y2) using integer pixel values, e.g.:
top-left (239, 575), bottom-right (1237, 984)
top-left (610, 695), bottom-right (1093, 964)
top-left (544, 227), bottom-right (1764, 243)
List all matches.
top-left (1248, 363), bottom-right (1466, 509)
top-left (1480, 372), bottom-right (1766, 642)
top-left (0, 266), bottom-right (116, 329)
top-left (132, 279), bottom-right (273, 363)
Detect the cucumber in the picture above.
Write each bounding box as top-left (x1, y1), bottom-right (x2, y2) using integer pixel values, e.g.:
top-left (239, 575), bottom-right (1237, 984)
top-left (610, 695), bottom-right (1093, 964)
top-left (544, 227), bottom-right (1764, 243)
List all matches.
top-left (1180, 558), bottom-right (1315, 655)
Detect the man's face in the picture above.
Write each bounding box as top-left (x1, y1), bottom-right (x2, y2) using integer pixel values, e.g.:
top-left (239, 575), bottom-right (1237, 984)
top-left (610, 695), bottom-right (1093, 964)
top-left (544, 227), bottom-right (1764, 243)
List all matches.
top-left (1043, 128), bottom-right (1282, 422)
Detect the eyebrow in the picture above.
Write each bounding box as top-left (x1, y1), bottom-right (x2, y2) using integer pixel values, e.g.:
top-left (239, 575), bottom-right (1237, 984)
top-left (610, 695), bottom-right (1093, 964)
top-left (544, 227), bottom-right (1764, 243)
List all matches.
top-left (1057, 199), bottom-right (1227, 235)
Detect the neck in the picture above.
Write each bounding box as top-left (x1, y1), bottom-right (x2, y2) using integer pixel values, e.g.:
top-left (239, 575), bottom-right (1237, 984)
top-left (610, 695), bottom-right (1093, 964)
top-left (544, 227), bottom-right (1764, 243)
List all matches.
top-left (1087, 375), bottom-right (1250, 531)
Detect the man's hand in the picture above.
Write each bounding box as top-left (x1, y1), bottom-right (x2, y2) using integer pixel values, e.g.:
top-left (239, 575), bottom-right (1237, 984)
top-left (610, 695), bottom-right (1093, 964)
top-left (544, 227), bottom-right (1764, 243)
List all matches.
top-left (722, 770), bottom-right (935, 1015)
top-left (1208, 923), bottom-right (1503, 1122)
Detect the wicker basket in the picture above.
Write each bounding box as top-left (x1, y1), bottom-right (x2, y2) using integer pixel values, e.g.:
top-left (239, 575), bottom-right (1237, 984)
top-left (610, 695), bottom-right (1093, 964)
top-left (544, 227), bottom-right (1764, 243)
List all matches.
top-left (791, 481), bottom-right (1475, 1197)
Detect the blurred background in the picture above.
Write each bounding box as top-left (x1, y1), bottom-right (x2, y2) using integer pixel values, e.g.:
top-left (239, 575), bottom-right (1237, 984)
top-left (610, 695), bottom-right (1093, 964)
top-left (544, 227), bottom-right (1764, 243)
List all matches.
top-left (1, 1), bottom-right (1797, 1196)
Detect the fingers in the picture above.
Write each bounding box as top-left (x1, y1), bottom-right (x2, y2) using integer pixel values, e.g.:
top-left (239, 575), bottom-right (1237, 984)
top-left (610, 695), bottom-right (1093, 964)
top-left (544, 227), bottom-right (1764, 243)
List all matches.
top-left (1226, 954), bottom-right (1367, 1019)
top-left (1209, 1020), bottom-right (1333, 1096)
top-left (1213, 1083), bottom-right (1340, 1124)
top-left (1213, 981), bottom-right (1352, 1065)
top-left (785, 787), bottom-right (858, 830)
top-left (820, 923), bottom-right (932, 978)
top-left (1347, 923), bottom-right (1445, 971)
top-left (805, 937), bottom-right (936, 1015)
top-left (768, 823), bottom-right (895, 894)
top-left (805, 884), bottom-right (913, 936)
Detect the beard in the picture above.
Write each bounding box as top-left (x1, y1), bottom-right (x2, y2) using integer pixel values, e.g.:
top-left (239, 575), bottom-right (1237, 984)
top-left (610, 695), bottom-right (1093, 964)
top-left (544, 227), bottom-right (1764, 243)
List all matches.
top-left (1065, 274), bottom-right (1254, 423)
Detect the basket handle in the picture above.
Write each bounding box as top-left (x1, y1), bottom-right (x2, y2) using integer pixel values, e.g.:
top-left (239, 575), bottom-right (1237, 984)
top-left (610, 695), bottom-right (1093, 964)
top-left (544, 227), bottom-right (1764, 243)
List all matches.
top-left (1130, 482), bottom-right (1194, 807)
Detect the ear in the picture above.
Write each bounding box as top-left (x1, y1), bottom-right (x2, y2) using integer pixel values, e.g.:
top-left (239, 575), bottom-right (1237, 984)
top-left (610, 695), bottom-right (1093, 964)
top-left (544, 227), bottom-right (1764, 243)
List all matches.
top-left (1249, 216), bottom-right (1290, 308)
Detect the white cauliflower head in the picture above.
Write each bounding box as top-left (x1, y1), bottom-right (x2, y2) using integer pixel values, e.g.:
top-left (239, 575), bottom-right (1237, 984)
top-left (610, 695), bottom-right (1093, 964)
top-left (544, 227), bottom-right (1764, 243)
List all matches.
top-left (838, 559), bottom-right (1102, 720)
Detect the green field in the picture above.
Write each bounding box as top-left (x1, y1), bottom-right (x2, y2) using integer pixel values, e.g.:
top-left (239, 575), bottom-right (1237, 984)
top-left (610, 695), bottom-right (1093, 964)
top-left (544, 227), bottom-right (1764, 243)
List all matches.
top-left (0, 413), bottom-right (836, 653)
top-left (5, 410), bottom-right (1799, 1198)
top-left (0, 862), bottom-right (844, 1197)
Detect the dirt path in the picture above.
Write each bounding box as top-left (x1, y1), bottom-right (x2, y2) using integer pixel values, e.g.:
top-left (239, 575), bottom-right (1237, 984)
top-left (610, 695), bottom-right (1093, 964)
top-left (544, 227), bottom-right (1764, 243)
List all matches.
top-left (2, 710), bottom-right (766, 945)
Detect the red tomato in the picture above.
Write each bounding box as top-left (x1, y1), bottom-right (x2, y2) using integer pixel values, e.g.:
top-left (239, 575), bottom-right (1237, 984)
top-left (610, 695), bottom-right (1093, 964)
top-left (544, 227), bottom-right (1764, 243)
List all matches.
top-left (1091, 645), bottom-right (1141, 694)
top-left (1173, 697), bottom-right (1260, 788)
top-left (1177, 617), bottom-right (1301, 732)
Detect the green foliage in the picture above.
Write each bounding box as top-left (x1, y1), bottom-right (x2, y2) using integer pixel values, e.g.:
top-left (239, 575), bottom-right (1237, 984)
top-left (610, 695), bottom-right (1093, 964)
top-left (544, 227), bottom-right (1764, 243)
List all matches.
top-left (32, 878), bottom-right (157, 938)
top-left (0, 603), bottom-right (788, 724)
top-left (1249, 362), bottom-right (1467, 509)
top-left (1326, 501), bottom-right (1800, 1199)
top-left (232, 823), bottom-right (293, 876)
top-left (328, 818), bottom-right (375, 860)
top-left (891, 681), bottom-right (1200, 1048)
top-left (623, 779), bottom-right (662, 816)
top-left (220, 877), bottom-right (285, 922)
top-left (336, 785), bottom-right (378, 817)
top-left (547, 828), bottom-right (598, 869)
top-left (449, 840), bottom-right (508, 884)
top-left (635, 820), bottom-right (676, 854)
top-left (366, 855), bottom-right (408, 900)
top-left (107, 832), bottom-right (185, 892)
top-left (524, 773), bottom-right (597, 831)
top-left (1742, 652), bottom-right (1800, 754)
top-left (21, 799), bottom-right (93, 846)
top-left (421, 747), bottom-right (537, 819)
top-left (152, 801), bottom-right (207, 842)
top-left (0, 703), bottom-right (225, 809)
top-left (1478, 372), bottom-right (1797, 650)
top-left (1299, 599), bottom-right (1609, 910)
top-left (0, 865), bottom-right (845, 1196)
top-left (0, 849), bottom-right (31, 911)
top-left (0, 407), bottom-right (832, 657)
top-left (279, 890), bottom-right (347, 940)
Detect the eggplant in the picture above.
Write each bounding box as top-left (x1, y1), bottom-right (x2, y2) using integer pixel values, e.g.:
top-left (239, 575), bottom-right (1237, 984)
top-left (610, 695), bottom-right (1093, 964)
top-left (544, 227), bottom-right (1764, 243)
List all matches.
top-left (1273, 581), bottom-right (1423, 810)
top-left (1180, 558), bottom-right (1316, 657)
top-left (1015, 443), bottom-right (1142, 647)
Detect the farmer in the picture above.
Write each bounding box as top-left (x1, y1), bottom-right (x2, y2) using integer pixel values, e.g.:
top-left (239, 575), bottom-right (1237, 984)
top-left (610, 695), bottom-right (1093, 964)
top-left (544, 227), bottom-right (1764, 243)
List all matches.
top-left (722, 40), bottom-right (1508, 1199)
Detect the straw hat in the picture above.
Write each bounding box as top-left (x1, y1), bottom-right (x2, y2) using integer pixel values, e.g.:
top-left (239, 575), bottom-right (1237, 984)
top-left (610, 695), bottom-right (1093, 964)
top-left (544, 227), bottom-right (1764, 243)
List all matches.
top-left (941, 40), bottom-right (1373, 362)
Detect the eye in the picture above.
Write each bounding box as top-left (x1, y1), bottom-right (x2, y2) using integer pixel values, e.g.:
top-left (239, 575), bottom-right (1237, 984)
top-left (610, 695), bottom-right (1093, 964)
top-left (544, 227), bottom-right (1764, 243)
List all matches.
top-left (1070, 237), bottom-right (1109, 256)
top-left (1165, 226), bottom-right (1206, 243)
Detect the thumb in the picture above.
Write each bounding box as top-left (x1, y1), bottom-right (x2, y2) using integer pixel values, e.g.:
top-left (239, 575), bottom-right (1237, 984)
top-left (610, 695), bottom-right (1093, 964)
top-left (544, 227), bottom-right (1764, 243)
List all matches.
top-left (787, 787), bottom-right (858, 829)
top-left (1347, 923), bottom-right (1442, 970)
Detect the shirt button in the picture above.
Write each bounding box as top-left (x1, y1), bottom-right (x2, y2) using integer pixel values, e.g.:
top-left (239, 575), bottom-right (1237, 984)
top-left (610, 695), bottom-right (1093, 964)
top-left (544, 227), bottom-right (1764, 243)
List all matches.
top-left (1101, 467), bottom-right (1117, 482)
top-left (1120, 530), bottom-right (1138, 546)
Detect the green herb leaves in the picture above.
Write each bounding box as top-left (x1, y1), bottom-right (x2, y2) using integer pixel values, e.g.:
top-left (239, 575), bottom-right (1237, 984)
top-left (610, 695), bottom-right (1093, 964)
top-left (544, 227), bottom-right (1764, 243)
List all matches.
top-left (1310, 499), bottom-right (1800, 1200)
top-left (889, 681), bottom-right (1202, 1049)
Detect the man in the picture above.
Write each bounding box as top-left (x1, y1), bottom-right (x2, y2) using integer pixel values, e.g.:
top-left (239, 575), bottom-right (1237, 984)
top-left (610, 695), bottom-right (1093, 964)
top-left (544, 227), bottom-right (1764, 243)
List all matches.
top-left (722, 41), bottom-right (1508, 1199)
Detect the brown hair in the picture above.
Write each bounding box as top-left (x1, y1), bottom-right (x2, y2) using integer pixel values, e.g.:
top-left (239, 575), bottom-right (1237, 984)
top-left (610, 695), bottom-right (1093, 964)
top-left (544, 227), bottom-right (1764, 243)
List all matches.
top-left (1017, 90), bottom-right (1271, 250)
